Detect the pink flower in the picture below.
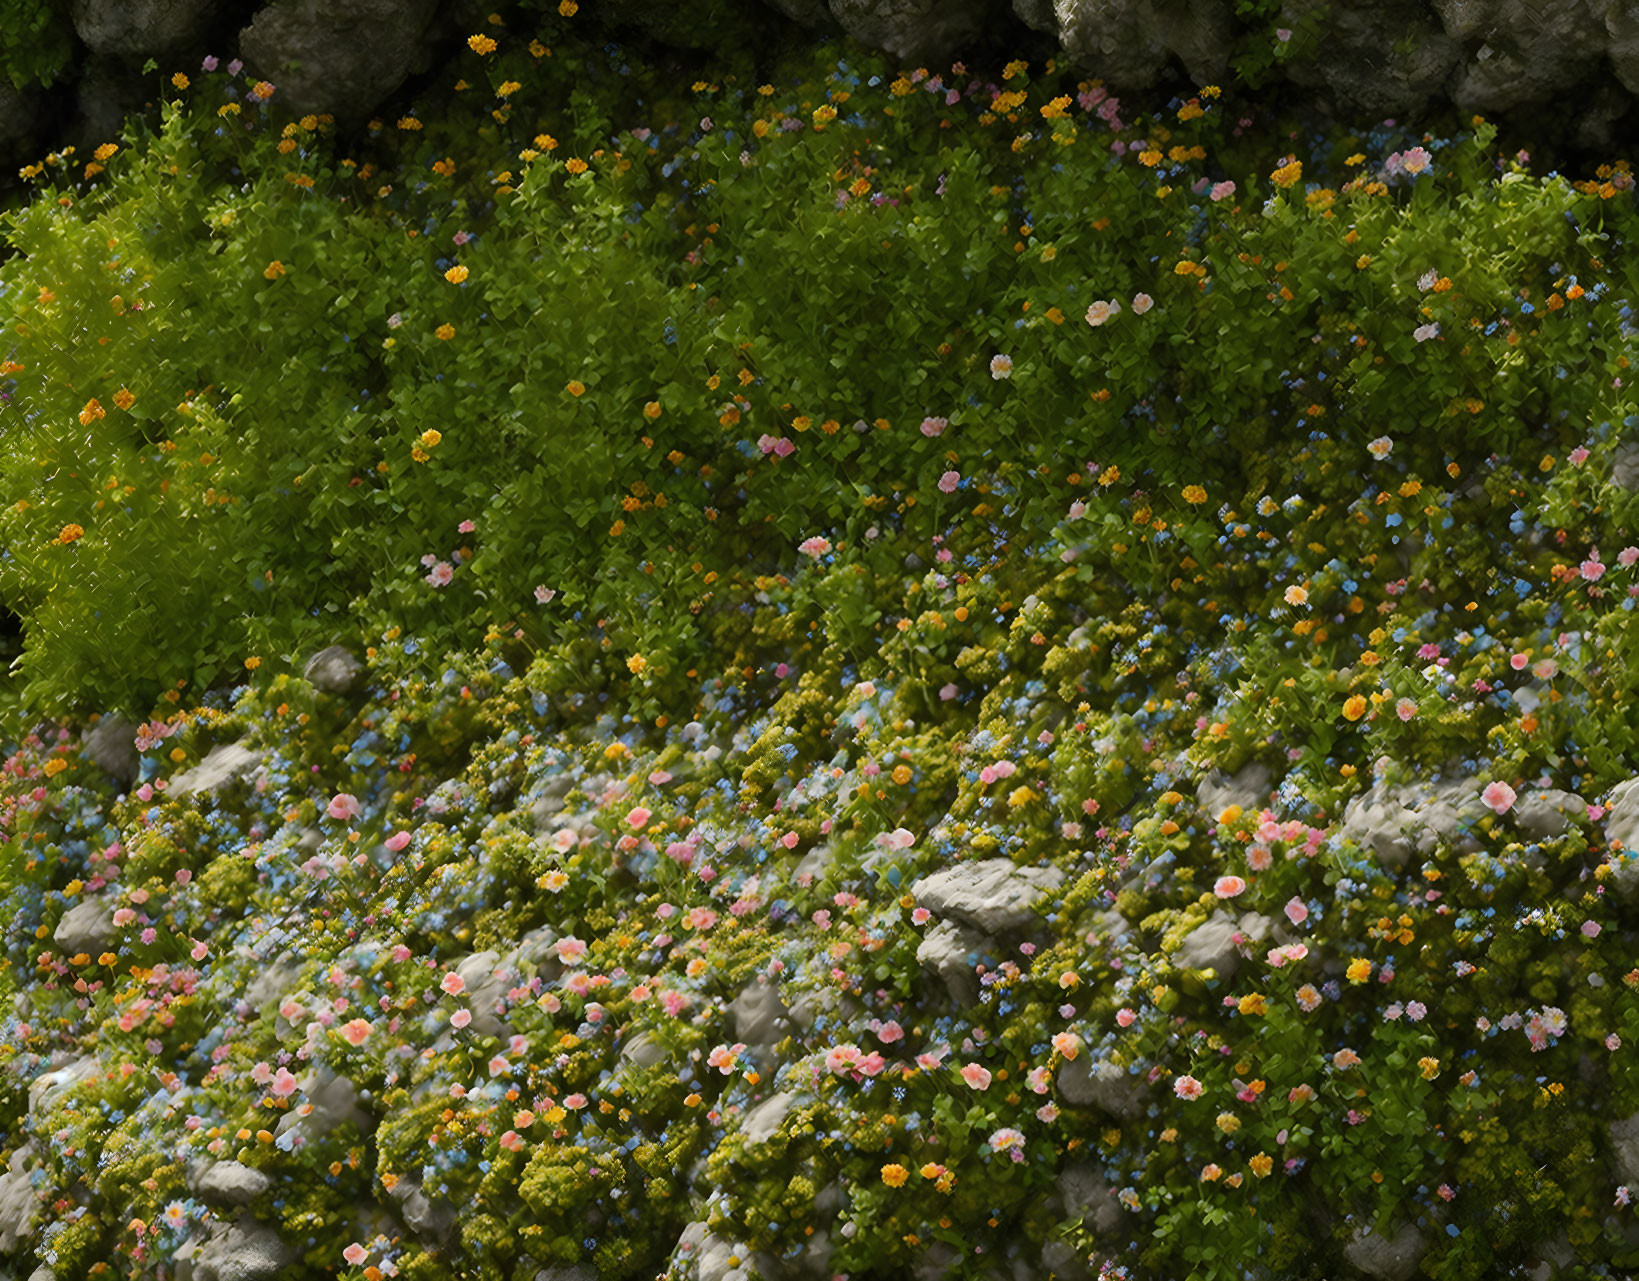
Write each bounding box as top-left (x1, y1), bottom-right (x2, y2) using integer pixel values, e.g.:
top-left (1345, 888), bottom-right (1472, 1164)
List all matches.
top-left (1085, 299), bottom-right (1121, 327)
top-left (625, 806), bottom-right (652, 829)
top-left (1395, 698), bottom-right (1418, 721)
top-left (1582, 559), bottom-right (1606, 581)
top-left (327, 793), bottom-right (361, 822)
top-left (1131, 292), bottom-right (1153, 315)
top-left (451, 1009), bottom-right (472, 1029)
top-left (1569, 447), bottom-right (1590, 466)
top-left (1214, 875), bottom-right (1246, 898)
top-left (279, 999), bottom-right (304, 1021)
top-left (251, 1061), bottom-right (273, 1084)
top-left (960, 1063), bottom-right (993, 1090)
top-left (1115, 1007), bottom-right (1137, 1028)
top-left (911, 907), bottom-right (931, 925)
top-left (458, 519), bottom-right (476, 533)
top-left (498, 1130), bottom-right (524, 1151)
top-left (1209, 180), bottom-right (1236, 202)
top-left (385, 831), bottom-right (412, 852)
top-left (190, 940), bottom-right (209, 962)
top-left (424, 561), bottom-right (454, 588)
top-left (441, 972), bottom-right (467, 996)
top-left (1367, 436), bottom-right (1393, 460)
top-left (344, 1243), bottom-right (368, 1266)
top-left (1511, 652), bottom-right (1530, 670)
top-left (1275, 27), bottom-right (1291, 41)
top-left (1481, 781), bottom-right (1516, 814)
top-left (563, 1093), bottom-right (588, 1109)
top-left (938, 470), bottom-right (961, 494)
top-left (1332, 1048), bottom-right (1361, 1070)
top-left (488, 1055), bottom-right (511, 1076)
top-left (857, 1052), bottom-right (886, 1077)
top-left (556, 937), bottom-right (588, 964)
top-left (798, 536), bottom-right (832, 558)
top-left (1582, 920), bottom-right (1602, 938)
top-left (1619, 547), bottom-right (1639, 568)
top-left (826, 1045), bottom-right (862, 1074)
top-left (271, 1067), bottom-right (299, 1098)
top-left (920, 416), bottom-right (947, 437)
top-left (1174, 1074), bottom-right (1203, 1100)
top-left (340, 1018), bottom-right (372, 1046)
top-left (534, 585), bottom-right (557, 604)
top-left (876, 1019), bottom-right (904, 1043)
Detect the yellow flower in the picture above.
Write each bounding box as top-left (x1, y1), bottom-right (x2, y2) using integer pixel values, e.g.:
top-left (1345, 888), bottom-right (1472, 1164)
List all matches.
top-left (79, 399), bottom-right (105, 426)
top-left (1341, 694), bottom-right (1368, 721)
top-left (420, 429), bottom-right (442, 448)
top-left (565, 157), bottom-right (588, 174)
top-left (626, 654), bottom-right (647, 674)
top-left (468, 34), bottom-right (497, 54)
top-left (171, 73), bottom-right (190, 90)
top-left (1215, 1112), bottom-right (1240, 1134)
top-left (566, 380), bottom-right (586, 396)
top-left (435, 323), bottom-right (455, 341)
top-left (1346, 958), bottom-right (1373, 984)
top-left (58, 523), bottom-right (85, 543)
top-left (881, 1164), bottom-right (909, 1188)
top-left (496, 80), bottom-right (521, 98)
top-left (43, 759), bottom-right (68, 778)
top-left (1270, 160), bottom-right (1302, 188)
top-left (94, 143), bottom-right (119, 162)
top-left (1249, 1153), bottom-right (1274, 1177)
top-left (644, 401), bottom-right (662, 419)
top-left (559, 0), bottom-right (577, 13)
top-left (1181, 484), bottom-right (1208, 504)
top-left (264, 260), bottom-right (285, 279)
top-left (1007, 785), bottom-right (1037, 809)
top-left (113, 387), bottom-right (135, 410)
top-left (445, 265), bottom-right (468, 283)
top-left (1418, 1056), bottom-right (1441, 1080)
top-left (244, 656), bottom-right (262, 670)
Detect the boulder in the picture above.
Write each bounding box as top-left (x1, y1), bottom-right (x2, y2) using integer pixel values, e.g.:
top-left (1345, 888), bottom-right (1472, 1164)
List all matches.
top-left (738, 1091), bottom-right (796, 1146)
top-left (1196, 761), bottom-right (1273, 825)
top-left (303, 644), bottom-right (365, 694)
top-left (1174, 911), bottom-right (1244, 980)
top-left (54, 897), bottom-right (115, 956)
top-left (453, 950), bottom-right (511, 1039)
top-left (170, 741), bottom-right (265, 802)
top-left (1283, 0), bottom-right (1460, 119)
top-left (1610, 1112), bottom-right (1639, 1184)
top-left (1611, 441), bottom-right (1639, 492)
top-left (1339, 775), bottom-right (1487, 870)
top-left (1602, 778), bottom-right (1639, 901)
top-left (70, 0), bottom-right (216, 54)
top-left (1057, 0), bottom-right (1234, 92)
top-left (1343, 1220), bottom-right (1427, 1281)
top-left (730, 976), bottom-right (790, 1049)
top-left (915, 919), bottom-right (996, 1007)
top-left (192, 1214), bottom-right (298, 1281)
top-left (192, 1161), bottom-right (271, 1209)
top-left (0, 1142), bottom-right (42, 1254)
top-left (533, 1267), bottom-right (598, 1281)
top-left (828, 0), bottom-right (991, 68)
top-left (675, 1220), bottom-right (752, 1281)
top-left (1512, 787), bottom-right (1587, 841)
top-left (618, 1031), bottom-right (668, 1070)
top-left (28, 1054), bottom-right (102, 1115)
top-left (81, 711), bottom-right (140, 790)
top-left (273, 1063), bottom-right (373, 1148)
top-left (239, 0), bottom-right (443, 123)
top-left (386, 1171), bottom-right (458, 1248)
top-left (1039, 1239), bottom-right (1094, 1280)
top-left (1056, 1057), bottom-right (1144, 1120)
top-left (1441, 0), bottom-right (1608, 115)
top-left (909, 859), bottom-right (1065, 935)
top-left (1057, 1162), bottom-right (1121, 1236)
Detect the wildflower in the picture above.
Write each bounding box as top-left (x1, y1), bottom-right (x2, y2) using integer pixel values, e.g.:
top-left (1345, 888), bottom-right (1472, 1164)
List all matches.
top-left (450, 1009), bottom-right (472, 1029)
top-left (988, 1127), bottom-right (1025, 1155)
top-left (1399, 146), bottom-right (1432, 175)
top-left (1249, 1153), bottom-right (1274, 1178)
top-left (1284, 897), bottom-right (1309, 926)
top-left (340, 1018), bottom-right (372, 1046)
top-left (566, 158), bottom-right (589, 175)
top-left (1367, 436), bottom-right (1393, 459)
top-left (1270, 159), bottom-right (1302, 188)
top-left (1418, 1056), bottom-right (1441, 1079)
top-left (1216, 1112), bottom-right (1240, 1134)
top-left (327, 793), bottom-right (361, 821)
top-left (1414, 323), bottom-right (1439, 343)
top-left (271, 1067), bottom-right (299, 1098)
top-left (436, 323), bottom-right (455, 341)
top-left (938, 470), bottom-right (961, 494)
top-left (445, 265), bottom-right (468, 283)
top-left (1481, 781), bottom-right (1516, 814)
top-left (1174, 1074), bottom-right (1203, 1100)
top-left (1182, 484), bottom-right (1208, 504)
top-left (1115, 1007), bottom-right (1137, 1027)
top-left (920, 416), bottom-right (947, 437)
top-left (1395, 698), bottom-right (1418, 721)
top-left (468, 34), bottom-right (497, 53)
top-left (1132, 292), bottom-right (1154, 314)
top-left (1213, 875), bottom-right (1246, 898)
top-left (881, 1163), bottom-right (909, 1187)
top-left (1332, 1048), bottom-right (1362, 1070)
top-left (1085, 299), bottom-right (1121, 326)
top-left (626, 806), bottom-right (652, 829)
top-left (1209, 180), bottom-right (1236, 201)
top-left (1342, 695), bottom-right (1368, 721)
top-left (440, 972), bottom-right (467, 996)
top-left (1346, 959), bottom-right (1373, 984)
top-left (989, 354), bottom-right (1013, 379)
top-left (1295, 985), bottom-right (1322, 1012)
top-left (1052, 1032), bottom-right (1082, 1060)
top-left (798, 536), bottom-right (832, 558)
top-left (1284, 585), bottom-right (1308, 607)
top-left (960, 1063), bottom-right (992, 1090)
top-left (1201, 1164), bottom-right (1223, 1182)
top-left (825, 1045), bottom-right (861, 1074)
top-left (1288, 1083), bottom-right (1314, 1104)
top-left (344, 1244), bottom-right (368, 1266)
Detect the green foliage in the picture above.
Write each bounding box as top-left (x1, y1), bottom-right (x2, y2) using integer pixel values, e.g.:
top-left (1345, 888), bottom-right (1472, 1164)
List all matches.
top-left (0, 0), bottom-right (73, 90)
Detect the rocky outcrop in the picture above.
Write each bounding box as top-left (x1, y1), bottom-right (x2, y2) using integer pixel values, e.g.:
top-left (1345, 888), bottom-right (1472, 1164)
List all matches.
top-left (909, 858), bottom-right (1064, 935)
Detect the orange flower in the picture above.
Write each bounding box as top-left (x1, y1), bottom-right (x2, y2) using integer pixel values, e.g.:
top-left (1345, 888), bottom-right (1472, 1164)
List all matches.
top-left (113, 387), bottom-right (135, 410)
top-left (1341, 694), bottom-right (1368, 721)
top-left (565, 157), bottom-right (588, 175)
top-left (435, 323), bottom-right (455, 341)
top-left (881, 1163), bottom-right (909, 1187)
top-left (263, 260), bottom-right (285, 279)
top-left (468, 34), bottom-right (497, 54)
top-left (444, 265), bottom-right (468, 283)
top-left (58, 523), bottom-right (85, 543)
top-left (566, 381), bottom-right (586, 396)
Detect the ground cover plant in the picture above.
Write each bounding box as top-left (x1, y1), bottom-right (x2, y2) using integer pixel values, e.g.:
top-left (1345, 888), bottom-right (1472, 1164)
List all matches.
top-left (2, 8), bottom-right (1639, 1280)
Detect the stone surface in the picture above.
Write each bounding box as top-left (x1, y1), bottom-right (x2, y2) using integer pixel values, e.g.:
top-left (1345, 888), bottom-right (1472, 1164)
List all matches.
top-left (1512, 787), bottom-right (1588, 840)
top-left (0, 1142), bottom-right (42, 1254)
top-left (1056, 1055), bottom-right (1145, 1120)
top-left (829, 0), bottom-right (992, 68)
top-left (170, 741), bottom-right (265, 802)
top-left (239, 0), bottom-right (443, 122)
top-left (1057, 1162), bottom-right (1121, 1236)
top-left (1174, 910), bottom-right (1244, 979)
top-left (533, 1267), bottom-right (598, 1281)
top-left (1057, 0), bottom-right (1234, 92)
top-left (1610, 1112), bottom-right (1639, 1183)
top-left (70, 0), bottom-right (217, 54)
top-left (619, 1030), bottom-right (669, 1069)
top-left (1441, 0), bottom-right (1609, 114)
top-left (53, 897), bottom-right (115, 956)
top-left (730, 976), bottom-right (790, 1048)
top-left (1281, 0), bottom-right (1459, 119)
top-left (387, 1171), bottom-right (459, 1247)
top-left (675, 1220), bottom-right (752, 1281)
top-left (909, 858), bottom-right (1064, 935)
top-left (81, 711), bottom-right (140, 790)
top-left (1339, 775), bottom-right (1487, 870)
top-left (192, 1214), bottom-right (297, 1281)
top-left (1196, 761), bottom-right (1273, 824)
top-left (915, 919), bottom-right (995, 1006)
top-left (193, 1161), bottom-right (271, 1208)
top-left (738, 1091), bottom-right (796, 1146)
top-left (1343, 1220), bottom-right (1427, 1280)
top-left (1039, 1239), bottom-right (1094, 1280)
top-left (28, 1054), bottom-right (102, 1115)
top-left (273, 1063), bottom-right (374, 1147)
top-left (303, 644), bottom-right (365, 694)
top-left (1603, 777), bottom-right (1639, 901)
top-left (453, 949), bottom-right (511, 1038)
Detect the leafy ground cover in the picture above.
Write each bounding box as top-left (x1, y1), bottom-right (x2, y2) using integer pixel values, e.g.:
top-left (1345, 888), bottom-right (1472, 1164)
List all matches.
top-left (1, 8), bottom-right (1639, 1281)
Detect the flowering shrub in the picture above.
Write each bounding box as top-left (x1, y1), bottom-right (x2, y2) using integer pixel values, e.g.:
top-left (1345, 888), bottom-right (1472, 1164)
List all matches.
top-left (0, 13), bottom-right (1638, 1281)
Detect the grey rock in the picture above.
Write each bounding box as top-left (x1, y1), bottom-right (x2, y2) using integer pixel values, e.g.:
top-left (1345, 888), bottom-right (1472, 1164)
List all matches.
top-left (1284, 0), bottom-right (1460, 119)
top-left (1513, 787), bottom-right (1588, 840)
top-left (1340, 775), bottom-right (1487, 870)
top-left (910, 858), bottom-right (1065, 935)
top-left (192, 1214), bottom-right (297, 1281)
top-left (528, 773), bottom-right (576, 830)
top-left (387, 1172), bottom-right (458, 1247)
top-left (793, 842), bottom-right (833, 883)
top-left (738, 1091), bottom-right (795, 1147)
top-left (1174, 910), bottom-right (1244, 980)
top-left (913, 1241), bottom-right (961, 1281)
top-left (1611, 441), bottom-right (1639, 491)
top-left (1058, 1162), bottom-right (1121, 1236)
top-left (1039, 1239), bottom-right (1094, 1279)
top-left (1058, 0), bottom-right (1234, 92)
top-left (1197, 760), bottom-right (1274, 824)
top-left (0, 1142), bottom-right (42, 1254)
top-left (193, 1161), bottom-right (271, 1208)
top-left (273, 1063), bottom-right (373, 1147)
top-left (1056, 1057), bottom-right (1144, 1120)
top-left (1603, 778), bottom-right (1639, 902)
top-left (303, 644), bottom-right (365, 694)
top-left (533, 1267), bottom-right (598, 1281)
top-left (1343, 1220), bottom-right (1427, 1280)
top-left (1610, 1112), bottom-right (1639, 1184)
top-left (1013, 0), bottom-right (1057, 36)
top-left (170, 741), bottom-right (265, 802)
top-left (916, 919), bottom-right (995, 1006)
top-left (81, 712), bottom-right (140, 790)
top-left (29, 1054), bottom-right (101, 1115)
top-left (619, 1031), bottom-right (668, 1070)
top-left (454, 949), bottom-right (510, 1039)
top-left (53, 897), bottom-right (115, 956)
top-left (70, 0), bottom-right (216, 54)
top-left (730, 977), bottom-right (790, 1047)
top-left (242, 949), bottom-right (303, 1015)
top-left (239, 0), bottom-right (442, 123)
top-left (1526, 1234), bottom-right (1575, 1279)
top-left (675, 1219), bottom-right (751, 1281)
top-left (1443, 0), bottom-right (1608, 114)
top-left (829, 0), bottom-right (991, 67)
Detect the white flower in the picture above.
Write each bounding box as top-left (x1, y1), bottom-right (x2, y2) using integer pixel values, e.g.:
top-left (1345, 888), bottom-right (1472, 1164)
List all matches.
top-left (1131, 292), bottom-right (1153, 315)
top-left (989, 354), bottom-right (1013, 379)
top-left (1417, 269), bottom-right (1437, 292)
top-left (1414, 323), bottom-right (1440, 343)
top-left (1085, 299), bottom-right (1121, 327)
top-left (1367, 436), bottom-right (1393, 460)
